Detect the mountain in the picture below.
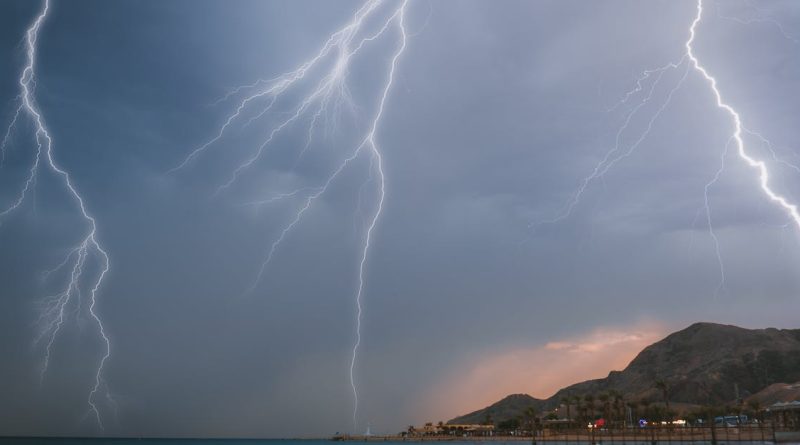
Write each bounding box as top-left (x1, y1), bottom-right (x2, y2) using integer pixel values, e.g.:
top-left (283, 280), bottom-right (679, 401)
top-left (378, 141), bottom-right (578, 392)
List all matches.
top-left (448, 322), bottom-right (800, 424)
top-left (747, 382), bottom-right (800, 406)
top-left (448, 394), bottom-right (545, 425)
top-left (544, 323), bottom-right (800, 408)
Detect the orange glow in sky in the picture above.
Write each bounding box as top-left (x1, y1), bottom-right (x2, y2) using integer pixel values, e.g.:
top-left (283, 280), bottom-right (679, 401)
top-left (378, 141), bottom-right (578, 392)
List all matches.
top-left (417, 321), bottom-right (668, 423)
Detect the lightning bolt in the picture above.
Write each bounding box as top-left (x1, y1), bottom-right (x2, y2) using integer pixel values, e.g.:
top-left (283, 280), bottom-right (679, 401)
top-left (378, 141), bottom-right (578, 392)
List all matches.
top-left (532, 57), bottom-right (690, 227)
top-left (688, 0), bottom-right (800, 293)
top-left (1, 0), bottom-right (113, 430)
top-left (0, 100), bottom-right (24, 166)
top-left (169, 0), bottom-right (409, 431)
top-left (536, 0), bottom-right (800, 297)
top-left (715, 0), bottom-right (799, 45)
top-left (687, 0), bottom-right (800, 230)
top-left (701, 137), bottom-right (732, 299)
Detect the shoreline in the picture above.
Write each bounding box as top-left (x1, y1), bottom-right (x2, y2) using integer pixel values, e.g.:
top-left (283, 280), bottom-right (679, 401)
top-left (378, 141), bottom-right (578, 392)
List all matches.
top-left (335, 426), bottom-right (792, 443)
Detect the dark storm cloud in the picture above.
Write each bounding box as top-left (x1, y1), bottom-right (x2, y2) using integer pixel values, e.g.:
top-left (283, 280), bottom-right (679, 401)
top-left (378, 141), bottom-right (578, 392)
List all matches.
top-left (1, 0), bottom-right (799, 438)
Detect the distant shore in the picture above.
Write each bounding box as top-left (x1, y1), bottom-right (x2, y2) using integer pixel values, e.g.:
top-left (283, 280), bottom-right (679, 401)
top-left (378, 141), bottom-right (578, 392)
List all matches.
top-left (334, 426), bottom-right (793, 443)
top-left (335, 436), bottom-right (535, 441)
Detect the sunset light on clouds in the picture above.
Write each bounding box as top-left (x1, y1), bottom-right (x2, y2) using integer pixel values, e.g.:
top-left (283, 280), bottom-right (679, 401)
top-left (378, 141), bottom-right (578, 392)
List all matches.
top-left (421, 322), bottom-right (668, 423)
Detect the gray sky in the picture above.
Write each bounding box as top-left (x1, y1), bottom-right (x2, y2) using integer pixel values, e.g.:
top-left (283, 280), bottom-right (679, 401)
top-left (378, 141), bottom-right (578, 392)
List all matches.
top-left (0, 0), bottom-right (799, 438)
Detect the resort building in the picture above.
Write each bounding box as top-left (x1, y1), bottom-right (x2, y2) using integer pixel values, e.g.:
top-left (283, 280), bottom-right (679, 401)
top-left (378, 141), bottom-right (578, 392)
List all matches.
top-left (407, 422), bottom-right (495, 437)
top-left (767, 400), bottom-right (800, 429)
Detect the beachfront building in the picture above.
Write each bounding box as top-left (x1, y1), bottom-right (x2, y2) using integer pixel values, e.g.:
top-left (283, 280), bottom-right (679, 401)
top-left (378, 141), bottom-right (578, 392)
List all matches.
top-left (407, 422), bottom-right (495, 437)
top-left (440, 424), bottom-right (495, 436)
top-left (407, 422), bottom-right (440, 436)
top-left (766, 401), bottom-right (800, 429)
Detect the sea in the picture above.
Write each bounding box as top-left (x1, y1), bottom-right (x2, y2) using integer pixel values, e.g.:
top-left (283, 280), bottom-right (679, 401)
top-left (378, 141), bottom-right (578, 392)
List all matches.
top-left (0, 441), bottom-right (355, 445)
top-left (0, 441), bottom-right (354, 445)
top-left (0, 440), bottom-right (785, 445)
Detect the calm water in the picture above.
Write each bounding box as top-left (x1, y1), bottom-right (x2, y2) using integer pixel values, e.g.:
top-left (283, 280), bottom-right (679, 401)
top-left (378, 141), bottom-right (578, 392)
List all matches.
top-left (0, 440), bottom-right (781, 445)
top-left (0, 440), bottom-right (344, 445)
top-left (0, 441), bottom-right (340, 445)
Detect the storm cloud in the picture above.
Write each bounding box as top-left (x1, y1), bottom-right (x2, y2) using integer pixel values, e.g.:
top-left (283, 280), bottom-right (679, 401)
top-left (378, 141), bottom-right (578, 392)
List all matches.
top-left (1, 0), bottom-right (799, 438)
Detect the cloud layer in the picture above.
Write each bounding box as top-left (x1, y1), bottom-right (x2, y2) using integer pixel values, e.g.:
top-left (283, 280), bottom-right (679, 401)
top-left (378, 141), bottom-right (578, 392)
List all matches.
top-left (0, 0), bottom-right (799, 438)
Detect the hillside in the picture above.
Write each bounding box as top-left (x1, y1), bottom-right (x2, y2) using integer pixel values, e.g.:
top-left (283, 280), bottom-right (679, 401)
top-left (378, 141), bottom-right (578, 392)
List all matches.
top-left (448, 322), bottom-right (800, 424)
top-left (747, 382), bottom-right (800, 406)
top-left (448, 394), bottom-right (545, 425)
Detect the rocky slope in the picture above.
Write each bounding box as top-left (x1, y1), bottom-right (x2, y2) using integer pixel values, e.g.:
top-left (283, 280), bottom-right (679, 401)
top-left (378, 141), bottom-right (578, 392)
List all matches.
top-left (448, 322), bottom-right (800, 424)
top-left (747, 382), bottom-right (800, 406)
top-left (448, 394), bottom-right (545, 425)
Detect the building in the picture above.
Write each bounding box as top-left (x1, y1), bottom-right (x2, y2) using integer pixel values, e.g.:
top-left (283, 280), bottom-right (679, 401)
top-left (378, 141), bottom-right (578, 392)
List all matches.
top-left (766, 401), bottom-right (800, 429)
top-left (407, 422), bottom-right (495, 437)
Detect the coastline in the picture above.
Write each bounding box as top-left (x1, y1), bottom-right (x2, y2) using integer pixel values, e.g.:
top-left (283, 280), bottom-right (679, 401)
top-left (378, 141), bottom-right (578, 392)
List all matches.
top-left (334, 426), bottom-right (789, 443)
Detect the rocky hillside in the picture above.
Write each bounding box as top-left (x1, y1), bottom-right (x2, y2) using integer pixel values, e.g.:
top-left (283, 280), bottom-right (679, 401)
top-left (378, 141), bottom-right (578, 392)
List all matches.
top-left (448, 394), bottom-right (545, 425)
top-left (448, 323), bottom-right (800, 424)
top-left (747, 382), bottom-right (800, 406)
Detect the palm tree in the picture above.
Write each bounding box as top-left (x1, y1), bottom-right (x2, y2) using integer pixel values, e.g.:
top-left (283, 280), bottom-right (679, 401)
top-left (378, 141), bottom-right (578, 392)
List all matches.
top-left (655, 379), bottom-right (671, 416)
top-left (610, 390), bottom-right (624, 424)
top-left (561, 396), bottom-right (572, 421)
top-left (584, 394), bottom-right (596, 423)
top-left (598, 393), bottom-right (610, 421)
top-left (525, 406), bottom-right (538, 434)
top-left (640, 399), bottom-right (651, 420)
top-left (747, 400), bottom-right (763, 422)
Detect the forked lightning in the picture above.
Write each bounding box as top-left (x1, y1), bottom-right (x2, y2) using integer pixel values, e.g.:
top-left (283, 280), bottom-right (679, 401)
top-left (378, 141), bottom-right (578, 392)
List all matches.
top-left (170, 0), bottom-right (409, 431)
top-left (538, 0), bottom-right (800, 295)
top-left (1, 0), bottom-right (114, 431)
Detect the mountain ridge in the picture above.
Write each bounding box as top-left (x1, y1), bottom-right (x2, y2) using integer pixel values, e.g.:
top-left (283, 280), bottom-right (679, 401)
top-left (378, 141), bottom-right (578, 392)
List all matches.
top-left (448, 322), bottom-right (800, 424)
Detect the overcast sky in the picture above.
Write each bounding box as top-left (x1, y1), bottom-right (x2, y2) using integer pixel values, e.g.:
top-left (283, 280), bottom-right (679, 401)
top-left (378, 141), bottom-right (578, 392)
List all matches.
top-left (1, 0), bottom-right (799, 439)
